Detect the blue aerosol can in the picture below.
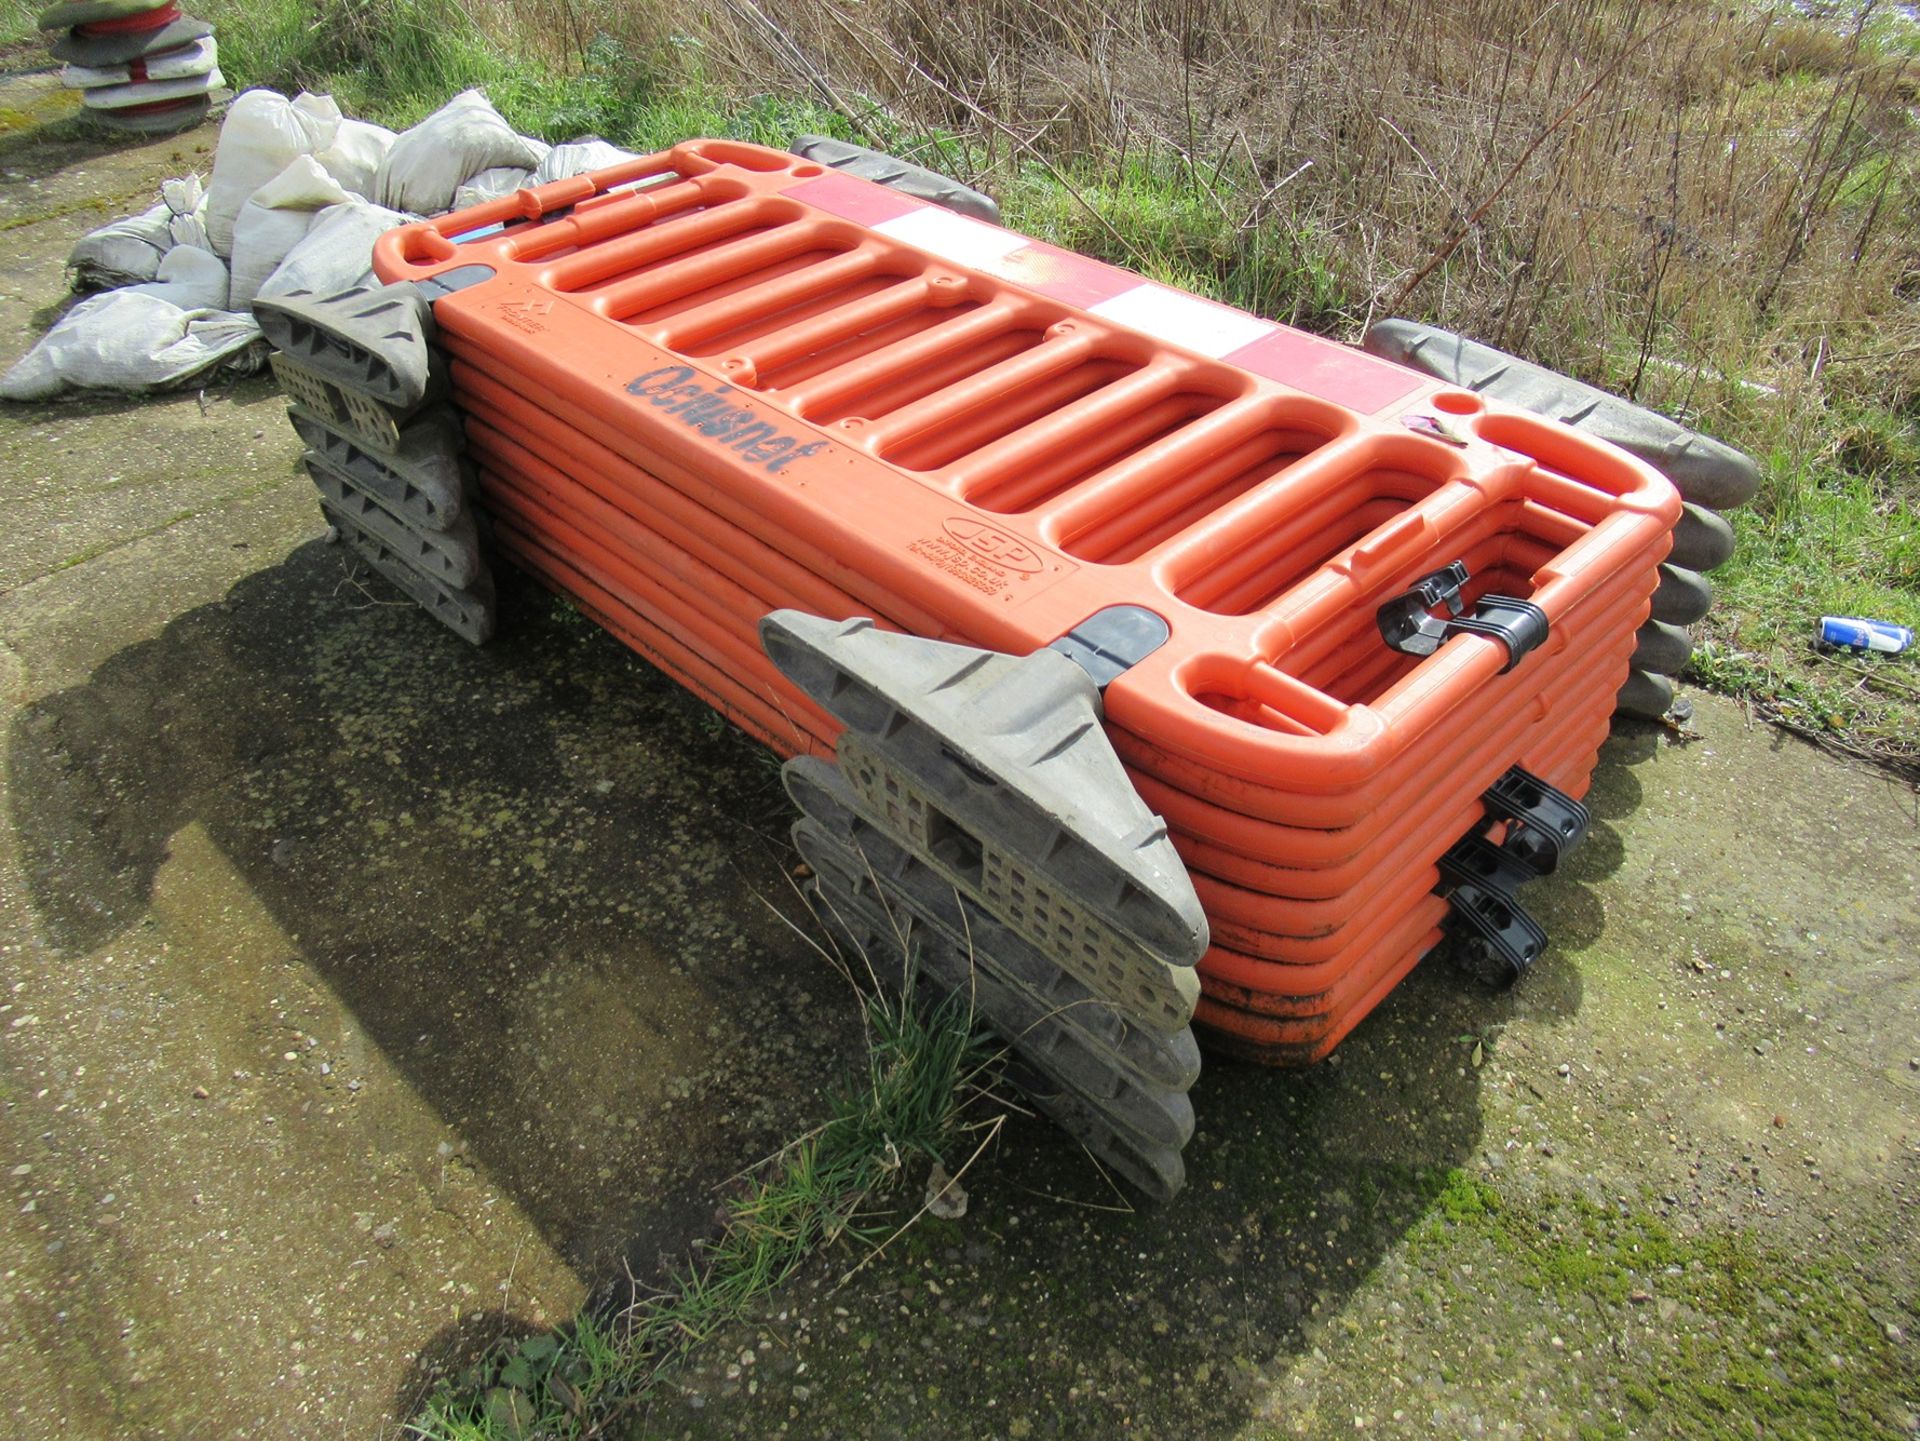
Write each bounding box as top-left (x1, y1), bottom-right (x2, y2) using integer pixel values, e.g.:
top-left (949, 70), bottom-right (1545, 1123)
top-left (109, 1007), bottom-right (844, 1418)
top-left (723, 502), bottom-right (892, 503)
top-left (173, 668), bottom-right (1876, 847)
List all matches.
top-left (1818, 616), bottom-right (1913, 654)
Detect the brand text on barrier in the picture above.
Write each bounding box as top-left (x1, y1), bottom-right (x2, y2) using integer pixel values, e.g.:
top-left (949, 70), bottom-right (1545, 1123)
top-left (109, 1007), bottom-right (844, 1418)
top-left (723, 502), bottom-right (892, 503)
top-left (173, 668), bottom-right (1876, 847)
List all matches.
top-left (626, 367), bottom-right (830, 472)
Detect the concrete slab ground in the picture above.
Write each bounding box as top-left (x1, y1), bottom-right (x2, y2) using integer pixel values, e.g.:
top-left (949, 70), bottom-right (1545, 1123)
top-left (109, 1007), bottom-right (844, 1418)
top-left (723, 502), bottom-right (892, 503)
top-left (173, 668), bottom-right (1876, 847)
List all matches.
top-left (663, 703), bottom-right (1920, 1439)
top-left (0, 70), bottom-right (859, 1440)
top-left (0, 60), bottom-right (1915, 1441)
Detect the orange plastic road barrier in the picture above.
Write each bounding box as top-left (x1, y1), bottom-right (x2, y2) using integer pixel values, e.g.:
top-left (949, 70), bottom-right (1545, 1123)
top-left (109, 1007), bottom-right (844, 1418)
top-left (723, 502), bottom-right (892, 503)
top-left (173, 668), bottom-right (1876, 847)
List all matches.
top-left (462, 398), bottom-right (1637, 1062)
top-left (370, 139), bottom-right (1677, 1062)
top-left (454, 343), bottom-right (1653, 912)
top-left (440, 332), bottom-right (1662, 842)
top-left (371, 140), bottom-right (1675, 790)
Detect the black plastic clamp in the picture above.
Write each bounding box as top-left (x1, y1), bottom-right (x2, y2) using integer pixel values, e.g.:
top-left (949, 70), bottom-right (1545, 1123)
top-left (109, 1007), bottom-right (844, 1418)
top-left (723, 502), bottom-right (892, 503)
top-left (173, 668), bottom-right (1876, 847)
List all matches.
top-left (1438, 831), bottom-right (1539, 897)
top-left (1481, 765), bottom-right (1590, 876)
top-left (1441, 879), bottom-right (1548, 988)
top-left (1376, 562), bottom-right (1549, 673)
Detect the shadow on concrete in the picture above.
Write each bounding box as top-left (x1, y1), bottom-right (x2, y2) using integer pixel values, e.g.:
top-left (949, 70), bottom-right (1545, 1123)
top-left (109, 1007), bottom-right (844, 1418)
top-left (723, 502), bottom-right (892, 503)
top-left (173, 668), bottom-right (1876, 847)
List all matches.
top-left (658, 857), bottom-right (1615, 1437)
top-left (0, 96), bottom-right (206, 169)
top-left (8, 541), bottom-right (859, 1314)
top-left (649, 744), bottom-right (1663, 1438)
top-left (8, 535), bottom-right (1671, 1434)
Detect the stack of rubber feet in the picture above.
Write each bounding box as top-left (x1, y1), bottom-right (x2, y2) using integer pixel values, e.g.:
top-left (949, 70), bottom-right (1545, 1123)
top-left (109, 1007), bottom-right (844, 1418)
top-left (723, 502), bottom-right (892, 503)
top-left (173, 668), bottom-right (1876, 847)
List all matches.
top-left (40, 0), bottom-right (226, 134)
top-left (767, 613), bottom-right (1207, 1200)
top-left (235, 138), bottom-right (1686, 1194)
top-left (252, 282), bottom-right (496, 644)
top-left (1362, 322), bottom-right (1760, 721)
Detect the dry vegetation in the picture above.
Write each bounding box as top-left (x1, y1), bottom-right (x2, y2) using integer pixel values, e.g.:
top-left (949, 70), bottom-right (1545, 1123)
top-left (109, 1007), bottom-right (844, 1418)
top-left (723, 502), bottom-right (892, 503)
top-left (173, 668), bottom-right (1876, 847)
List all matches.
top-left (326, 0), bottom-right (1920, 437)
top-left (523, 0), bottom-right (1920, 762)
top-left (674, 0), bottom-right (1920, 443)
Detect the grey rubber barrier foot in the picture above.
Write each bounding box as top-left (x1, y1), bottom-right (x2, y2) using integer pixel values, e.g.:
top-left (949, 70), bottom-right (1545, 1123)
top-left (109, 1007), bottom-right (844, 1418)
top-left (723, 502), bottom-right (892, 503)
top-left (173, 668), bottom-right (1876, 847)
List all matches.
top-left (1669, 502), bottom-right (1737, 573)
top-left (789, 756), bottom-right (1200, 1081)
top-left (1363, 319), bottom-right (1761, 511)
top-left (305, 455), bottom-right (486, 589)
top-left (1632, 618), bottom-right (1695, 676)
top-left (1004, 1053), bottom-right (1186, 1202)
top-left (800, 838), bottom-right (1195, 1153)
top-left (52, 15), bottom-right (214, 65)
top-left (1650, 564), bottom-right (1714, 626)
top-left (808, 895), bottom-right (1187, 1202)
top-left (256, 284), bottom-right (441, 413)
top-left (286, 403), bottom-right (468, 529)
top-left (787, 756), bottom-right (1201, 1085)
top-left (1615, 668), bottom-right (1677, 720)
top-left (271, 353), bottom-right (449, 454)
top-left (38, 0), bottom-right (168, 27)
top-left (323, 502), bottom-right (496, 645)
top-left (821, 727), bottom-right (1201, 1022)
top-left (761, 612), bottom-right (1207, 972)
top-left (89, 96), bottom-right (225, 137)
top-left (790, 136), bottom-right (1001, 225)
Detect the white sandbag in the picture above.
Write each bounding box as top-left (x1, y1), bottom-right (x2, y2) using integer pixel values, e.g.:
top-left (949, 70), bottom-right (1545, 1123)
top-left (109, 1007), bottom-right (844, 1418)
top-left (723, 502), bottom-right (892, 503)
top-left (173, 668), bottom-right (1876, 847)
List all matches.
top-left (314, 117), bottom-right (396, 199)
top-left (161, 172), bottom-right (204, 217)
top-left (374, 89), bottom-right (545, 216)
top-left (1, 292), bottom-right (263, 402)
top-left (257, 200), bottom-right (411, 301)
top-left (125, 247), bottom-right (227, 311)
top-left (67, 202), bottom-right (174, 290)
top-left (227, 155), bottom-right (352, 311)
top-left (127, 245), bottom-right (232, 311)
top-left (62, 36), bottom-right (218, 88)
top-left (170, 198), bottom-right (211, 252)
top-left (452, 165), bottom-right (532, 210)
top-left (531, 139), bottom-right (638, 184)
top-left (204, 89), bottom-right (343, 256)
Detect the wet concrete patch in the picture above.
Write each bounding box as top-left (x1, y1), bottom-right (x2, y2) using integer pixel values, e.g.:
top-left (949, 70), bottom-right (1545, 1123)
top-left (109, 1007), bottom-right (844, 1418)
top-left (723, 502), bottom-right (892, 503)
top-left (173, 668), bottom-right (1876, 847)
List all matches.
top-left (0, 123), bottom-right (863, 1433)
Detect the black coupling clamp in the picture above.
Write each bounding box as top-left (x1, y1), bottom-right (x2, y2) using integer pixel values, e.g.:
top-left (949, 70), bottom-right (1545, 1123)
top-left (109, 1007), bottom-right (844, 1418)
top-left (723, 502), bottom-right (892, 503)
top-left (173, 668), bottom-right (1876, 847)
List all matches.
top-left (1376, 561), bottom-right (1549, 673)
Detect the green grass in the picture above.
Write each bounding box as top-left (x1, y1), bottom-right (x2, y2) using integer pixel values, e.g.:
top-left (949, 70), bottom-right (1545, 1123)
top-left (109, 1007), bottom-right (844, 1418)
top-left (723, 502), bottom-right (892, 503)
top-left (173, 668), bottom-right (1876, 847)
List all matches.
top-left (995, 154), bottom-right (1350, 334)
top-left (197, 0), bottom-right (857, 145)
top-left (407, 974), bottom-right (998, 1441)
top-left (0, 6), bottom-right (32, 50)
top-left (1688, 419), bottom-right (1920, 775)
top-left (204, 0), bottom-right (636, 137)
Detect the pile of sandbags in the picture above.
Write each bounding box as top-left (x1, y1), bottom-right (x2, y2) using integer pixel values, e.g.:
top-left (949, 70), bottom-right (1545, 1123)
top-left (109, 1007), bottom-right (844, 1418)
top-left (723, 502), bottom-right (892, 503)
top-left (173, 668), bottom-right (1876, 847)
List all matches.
top-left (40, 0), bottom-right (227, 134)
top-left (3, 87), bottom-right (633, 402)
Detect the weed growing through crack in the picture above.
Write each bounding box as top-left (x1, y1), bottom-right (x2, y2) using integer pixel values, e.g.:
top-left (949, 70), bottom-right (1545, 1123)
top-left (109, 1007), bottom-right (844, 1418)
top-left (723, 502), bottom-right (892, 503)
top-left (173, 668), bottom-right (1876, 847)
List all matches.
top-left (406, 971), bottom-right (999, 1441)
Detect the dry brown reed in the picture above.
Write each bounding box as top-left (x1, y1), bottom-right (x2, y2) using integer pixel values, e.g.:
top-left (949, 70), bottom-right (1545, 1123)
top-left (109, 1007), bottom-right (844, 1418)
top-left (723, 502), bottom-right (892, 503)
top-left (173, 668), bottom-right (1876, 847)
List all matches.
top-left (492, 0), bottom-right (1920, 455)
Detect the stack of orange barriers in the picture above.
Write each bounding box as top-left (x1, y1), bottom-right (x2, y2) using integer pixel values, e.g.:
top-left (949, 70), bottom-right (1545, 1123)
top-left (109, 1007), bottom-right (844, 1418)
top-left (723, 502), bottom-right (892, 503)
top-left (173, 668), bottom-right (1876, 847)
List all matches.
top-left (366, 139), bottom-right (1678, 1068)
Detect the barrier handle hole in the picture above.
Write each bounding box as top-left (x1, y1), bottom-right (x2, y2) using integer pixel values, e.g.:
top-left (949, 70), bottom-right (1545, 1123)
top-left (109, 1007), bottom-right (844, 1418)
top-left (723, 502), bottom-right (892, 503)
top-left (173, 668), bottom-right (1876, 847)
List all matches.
top-left (938, 743), bottom-right (999, 790)
top-left (1432, 390), bottom-right (1484, 416)
top-left (924, 810), bottom-right (985, 886)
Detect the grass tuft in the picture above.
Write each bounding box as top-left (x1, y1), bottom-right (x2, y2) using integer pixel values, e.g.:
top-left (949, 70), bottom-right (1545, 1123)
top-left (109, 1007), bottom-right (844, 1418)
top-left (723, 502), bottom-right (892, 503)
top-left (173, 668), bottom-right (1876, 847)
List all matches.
top-left (406, 970), bottom-right (998, 1441)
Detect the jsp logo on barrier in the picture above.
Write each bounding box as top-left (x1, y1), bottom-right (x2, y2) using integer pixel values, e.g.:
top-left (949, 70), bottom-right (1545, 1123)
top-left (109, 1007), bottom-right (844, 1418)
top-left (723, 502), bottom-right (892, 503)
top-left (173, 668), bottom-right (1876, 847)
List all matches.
top-left (941, 517), bottom-right (1043, 574)
top-left (626, 367), bottom-right (830, 473)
